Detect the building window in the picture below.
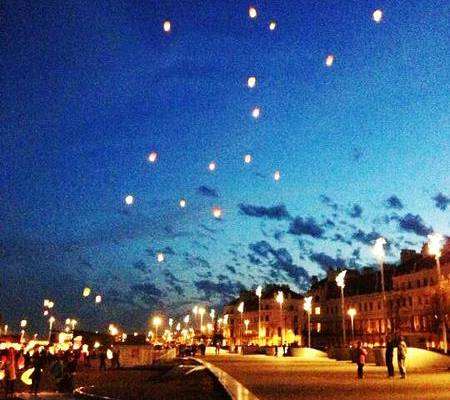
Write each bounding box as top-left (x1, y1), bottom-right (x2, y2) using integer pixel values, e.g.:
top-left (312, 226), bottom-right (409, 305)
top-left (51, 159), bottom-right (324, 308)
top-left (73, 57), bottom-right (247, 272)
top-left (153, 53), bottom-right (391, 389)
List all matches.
top-left (315, 307), bottom-right (321, 315)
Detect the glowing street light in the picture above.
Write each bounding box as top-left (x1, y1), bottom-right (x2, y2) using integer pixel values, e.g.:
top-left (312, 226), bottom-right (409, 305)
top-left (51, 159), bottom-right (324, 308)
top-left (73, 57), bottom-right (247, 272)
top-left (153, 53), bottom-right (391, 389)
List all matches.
top-left (303, 296), bottom-right (312, 348)
top-left (251, 107), bottom-right (261, 119)
top-left (125, 195), bottom-right (134, 206)
top-left (163, 20), bottom-right (171, 33)
top-left (256, 285), bottom-right (262, 343)
top-left (372, 9), bottom-right (383, 23)
top-left (152, 316), bottom-right (162, 342)
top-left (269, 20), bottom-right (277, 31)
top-left (325, 54), bottom-right (335, 67)
top-left (198, 307), bottom-right (206, 332)
top-left (247, 76), bottom-right (256, 88)
top-left (372, 237), bottom-right (387, 338)
top-left (109, 324), bottom-right (119, 336)
top-left (20, 320), bottom-right (27, 328)
top-left (48, 316), bottom-right (55, 343)
top-left (428, 232), bottom-right (447, 354)
top-left (148, 151), bottom-right (158, 163)
top-left (335, 270), bottom-right (347, 345)
top-left (276, 291), bottom-right (284, 344)
top-left (347, 308), bottom-right (357, 341)
top-left (248, 6), bottom-right (257, 19)
top-left (237, 301), bottom-right (244, 345)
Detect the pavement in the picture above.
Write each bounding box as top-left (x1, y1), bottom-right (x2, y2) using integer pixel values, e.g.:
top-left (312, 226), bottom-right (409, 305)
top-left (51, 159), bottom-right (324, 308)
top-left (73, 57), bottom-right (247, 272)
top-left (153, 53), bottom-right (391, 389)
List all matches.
top-left (16, 393), bottom-right (73, 400)
top-left (203, 354), bottom-right (450, 400)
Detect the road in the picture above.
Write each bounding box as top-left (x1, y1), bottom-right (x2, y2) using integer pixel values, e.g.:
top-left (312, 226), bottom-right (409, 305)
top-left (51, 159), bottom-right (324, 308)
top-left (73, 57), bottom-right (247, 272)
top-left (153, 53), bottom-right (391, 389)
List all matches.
top-left (204, 354), bottom-right (450, 400)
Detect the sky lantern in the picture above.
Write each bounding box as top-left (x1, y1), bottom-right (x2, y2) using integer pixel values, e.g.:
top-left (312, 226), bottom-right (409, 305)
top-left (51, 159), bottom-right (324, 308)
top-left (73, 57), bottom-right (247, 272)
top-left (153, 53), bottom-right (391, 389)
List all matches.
top-left (157, 252), bottom-right (165, 263)
top-left (273, 170), bottom-right (281, 181)
top-left (95, 295), bottom-right (102, 304)
top-left (106, 349), bottom-right (114, 360)
top-left (212, 206), bottom-right (222, 219)
top-left (179, 198), bottom-right (187, 208)
top-left (247, 76), bottom-right (256, 88)
top-left (125, 195), bottom-right (134, 206)
top-left (244, 154), bottom-right (252, 164)
top-left (325, 54), bottom-right (335, 67)
top-left (83, 287), bottom-right (91, 297)
top-left (208, 161), bottom-right (217, 171)
top-left (148, 151), bottom-right (158, 163)
top-left (269, 20), bottom-right (277, 31)
top-left (248, 6), bottom-right (257, 19)
top-left (251, 107), bottom-right (261, 119)
top-left (372, 9), bottom-right (383, 23)
top-left (163, 20), bottom-right (171, 33)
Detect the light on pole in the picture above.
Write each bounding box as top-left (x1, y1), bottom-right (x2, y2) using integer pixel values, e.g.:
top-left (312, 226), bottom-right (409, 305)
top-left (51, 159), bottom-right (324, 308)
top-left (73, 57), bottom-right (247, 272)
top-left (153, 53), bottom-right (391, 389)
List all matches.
top-left (303, 296), bottom-right (312, 348)
top-left (237, 301), bottom-right (244, 345)
top-left (372, 237), bottom-right (387, 340)
top-left (347, 308), bottom-right (357, 341)
top-left (152, 316), bottom-right (162, 343)
top-left (276, 291), bottom-right (284, 344)
top-left (48, 316), bottom-right (55, 343)
top-left (256, 285), bottom-right (263, 343)
top-left (335, 270), bottom-right (347, 345)
top-left (428, 233), bottom-right (447, 354)
top-left (198, 307), bottom-right (206, 332)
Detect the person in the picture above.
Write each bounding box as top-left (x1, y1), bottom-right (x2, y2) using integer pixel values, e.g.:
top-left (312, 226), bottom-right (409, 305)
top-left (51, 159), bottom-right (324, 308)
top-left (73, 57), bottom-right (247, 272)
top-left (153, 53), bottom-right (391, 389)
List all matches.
top-left (397, 336), bottom-right (407, 378)
top-left (4, 347), bottom-right (17, 398)
top-left (215, 342), bottom-right (221, 355)
top-left (385, 336), bottom-right (395, 378)
top-left (356, 341), bottom-right (367, 379)
top-left (30, 347), bottom-right (45, 395)
top-left (99, 349), bottom-right (106, 370)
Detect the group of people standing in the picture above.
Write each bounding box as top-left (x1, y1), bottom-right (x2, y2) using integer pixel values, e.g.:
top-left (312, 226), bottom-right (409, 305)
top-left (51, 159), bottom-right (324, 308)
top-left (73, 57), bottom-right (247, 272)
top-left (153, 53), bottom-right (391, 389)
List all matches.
top-left (355, 335), bottom-right (408, 379)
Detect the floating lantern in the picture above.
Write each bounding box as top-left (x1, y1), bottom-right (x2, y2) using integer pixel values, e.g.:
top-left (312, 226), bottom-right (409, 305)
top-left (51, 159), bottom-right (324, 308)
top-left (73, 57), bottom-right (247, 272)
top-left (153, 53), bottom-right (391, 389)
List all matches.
top-left (208, 161), bottom-right (217, 171)
top-left (148, 151), bottom-right (158, 163)
top-left (248, 7), bottom-right (257, 19)
top-left (163, 20), bottom-right (171, 33)
top-left (274, 170), bottom-right (281, 181)
top-left (179, 198), bottom-right (187, 208)
top-left (251, 107), bottom-right (261, 119)
top-left (269, 20), bottom-right (277, 31)
top-left (157, 252), bottom-right (165, 263)
top-left (125, 195), bottom-right (134, 205)
top-left (244, 154), bottom-right (252, 164)
top-left (325, 54), bottom-right (335, 67)
top-left (95, 295), bottom-right (102, 304)
top-left (247, 76), bottom-right (256, 88)
top-left (372, 9), bottom-right (383, 23)
top-left (83, 287), bottom-right (91, 297)
top-left (106, 349), bottom-right (113, 360)
top-left (212, 207), bottom-right (222, 219)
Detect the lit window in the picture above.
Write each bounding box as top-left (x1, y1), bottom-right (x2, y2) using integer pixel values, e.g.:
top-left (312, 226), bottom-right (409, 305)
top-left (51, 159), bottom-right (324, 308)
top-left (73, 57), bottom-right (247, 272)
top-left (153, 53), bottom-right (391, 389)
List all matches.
top-left (315, 307), bottom-right (321, 315)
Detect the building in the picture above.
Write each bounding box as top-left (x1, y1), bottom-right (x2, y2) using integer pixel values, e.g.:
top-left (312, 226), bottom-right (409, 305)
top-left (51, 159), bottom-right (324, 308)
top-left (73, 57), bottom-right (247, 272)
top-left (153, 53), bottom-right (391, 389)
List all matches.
top-left (222, 284), bottom-right (303, 346)
top-left (306, 240), bottom-right (450, 351)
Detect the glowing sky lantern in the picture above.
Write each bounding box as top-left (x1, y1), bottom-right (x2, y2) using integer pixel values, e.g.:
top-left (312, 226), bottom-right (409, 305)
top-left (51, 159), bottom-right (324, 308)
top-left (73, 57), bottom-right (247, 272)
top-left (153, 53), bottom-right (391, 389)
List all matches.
top-left (212, 206), bottom-right (222, 219)
top-left (95, 295), bottom-right (102, 304)
top-left (43, 310), bottom-right (49, 316)
top-left (94, 341), bottom-right (101, 349)
top-left (372, 9), bottom-right (383, 23)
top-left (148, 151), bottom-right (158, 163)
top-left (157, 252), bottom-right (165, 263)
top-left (163, 20), bottom-right (171, 33)
top-left (124, 195), bottom-right (134, 206)
top-left (273, 170), bottom-right (281, 181)
top-left (325, 54), bottom-right (335, 67)
top-left (106, 349), bottom-right (114, 360)
top-left (179, 198), bottom-right (187, 208)
top-left (247, 76), bottom-right (256, 88)
top-left (248, 6), bottom-right (257, 19)
top-left (208, 161), bottom-right (217, 171)
top-left (83, 287), bottom-right (91, 297)
top-left (269, 20), bottom-right (277, 31)
top-left (20, 320), bottom-right (27, 328)
top-left (251, 107), bottom-right (261, 119)
top-left (244, 154), bottom-right (252, 164)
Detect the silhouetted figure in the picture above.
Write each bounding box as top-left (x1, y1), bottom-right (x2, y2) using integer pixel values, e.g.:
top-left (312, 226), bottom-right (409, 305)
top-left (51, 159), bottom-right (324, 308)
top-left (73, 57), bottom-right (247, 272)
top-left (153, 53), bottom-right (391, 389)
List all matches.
top-left (385, 336), bottom-right (395, 378)
top-left (30, 348), bottom-right (45, 395)
top-left (397, 337), bottom-right (407, 378)
top-left (99, 350), bottom-right (107, 370)
top-left (356, 341), bottom-right (367, 379)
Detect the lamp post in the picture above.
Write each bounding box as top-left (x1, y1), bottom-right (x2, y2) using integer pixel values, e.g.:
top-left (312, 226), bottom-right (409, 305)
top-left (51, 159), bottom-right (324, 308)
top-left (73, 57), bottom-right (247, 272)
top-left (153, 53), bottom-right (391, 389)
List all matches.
top-left (237, 301), bottom-right (244, 346)
top-left (303, 296), bottom-right (312, 348)
top-left (347, 308), bottom-right (357, 342)
top-left (373, 237), bottom-right (387, 340)
top-left (428, 233), bottom-right (447, 354)
top-left (335, 270), bottom-right (347, 345)
top-left (256, 285), bottom-right (262, 344)
top-left (48, 316), bottom-right (55, 343)
top-left (152, 316), bottom-right (162, 343)
top-left (276, 291), bottom-right (284, 345)
top-left (198, 307), bottom-right (206, 332)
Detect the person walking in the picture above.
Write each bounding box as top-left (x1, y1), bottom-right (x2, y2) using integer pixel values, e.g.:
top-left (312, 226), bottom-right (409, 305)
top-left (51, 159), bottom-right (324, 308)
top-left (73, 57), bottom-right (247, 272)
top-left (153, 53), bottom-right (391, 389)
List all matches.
top-left (4, 347), bottom-right (17, 398)
top-left (99, 349), bottom-right (107, 371)
top-left (30, 347), bottom-right (45, 395)
top-left (397, 336), bottom-right (408, 378)
top-left (385, 336), bottom-right (395, 378)
top-left (356, 341), bottom-right (368, 379)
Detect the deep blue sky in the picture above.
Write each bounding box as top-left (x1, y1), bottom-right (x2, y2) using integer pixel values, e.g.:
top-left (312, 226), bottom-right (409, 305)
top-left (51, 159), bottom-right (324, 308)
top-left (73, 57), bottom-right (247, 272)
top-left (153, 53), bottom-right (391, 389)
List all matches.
top-left (1, 0), bottom-right (449, 333)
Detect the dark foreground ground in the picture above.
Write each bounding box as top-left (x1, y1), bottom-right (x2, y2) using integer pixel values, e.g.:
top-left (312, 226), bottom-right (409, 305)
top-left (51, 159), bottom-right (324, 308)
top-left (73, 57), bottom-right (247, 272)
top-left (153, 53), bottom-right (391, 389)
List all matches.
top-left (204, 354), bottom-right (450, 400)
top-left (8, 358), bottom-right (228, 400)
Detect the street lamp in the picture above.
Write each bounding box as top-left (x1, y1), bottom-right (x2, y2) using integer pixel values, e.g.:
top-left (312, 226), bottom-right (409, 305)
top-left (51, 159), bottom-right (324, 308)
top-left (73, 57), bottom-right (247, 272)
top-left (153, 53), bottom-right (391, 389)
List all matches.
top-left (152, 316), bottom-right (162, 343)
top-left (237, 301), bottom-right (244, 345)
top-left (347, 308), bottom-right (357, 341)
top-left (335, 270), bottom-right (347, 345)
top-left (48, 316), bottom-right (55, 343)
top-left (276, 291), bottom-right (284, 344)
top-left (198, 307), bottom-right (206, 332)
top-left (244, 319), bottom-right (250, 334)
top-left (372, 237), bottom-right (387, 339)
top-left (303, 296), bottom-right (312, 348)
top-left (256, 285), bottom-right (263, 343)
top-left (428, 233), bottom-right (447, 354)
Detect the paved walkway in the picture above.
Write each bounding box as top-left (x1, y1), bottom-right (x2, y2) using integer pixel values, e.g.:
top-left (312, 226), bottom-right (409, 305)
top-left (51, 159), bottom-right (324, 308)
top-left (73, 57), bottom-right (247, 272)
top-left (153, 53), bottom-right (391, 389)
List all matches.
top-left (204, 354), bottom-right (450, 400)
top-left (16, 392), bottom-right (73, 400)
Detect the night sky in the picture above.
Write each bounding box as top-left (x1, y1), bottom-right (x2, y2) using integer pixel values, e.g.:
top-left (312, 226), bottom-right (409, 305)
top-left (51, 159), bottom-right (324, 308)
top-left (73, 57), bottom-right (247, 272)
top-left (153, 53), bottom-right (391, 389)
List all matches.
top-left (1, 0), bottom-right (449, 333)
